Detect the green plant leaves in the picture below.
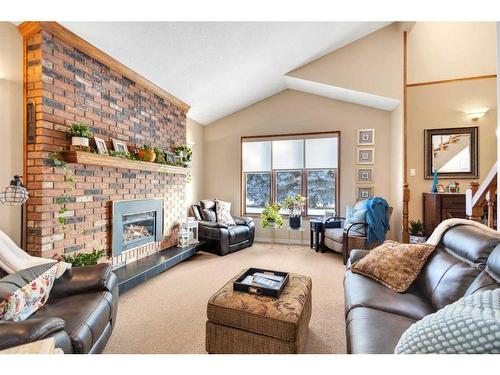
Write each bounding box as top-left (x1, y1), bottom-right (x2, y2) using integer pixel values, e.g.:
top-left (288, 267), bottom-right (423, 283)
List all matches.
top-left (62, 249), bottom-right (106, 267)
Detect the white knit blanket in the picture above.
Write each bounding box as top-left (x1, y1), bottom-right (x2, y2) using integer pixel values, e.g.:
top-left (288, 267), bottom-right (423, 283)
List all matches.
top-left (0, 230), bottom-right (71, 278)
top-left (426, 218), bottom-right (499, 246)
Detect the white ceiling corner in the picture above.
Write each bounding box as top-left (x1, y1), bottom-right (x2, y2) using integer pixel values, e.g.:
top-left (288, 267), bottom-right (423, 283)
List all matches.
top-left (59, 22), bottom-right (391, 125)
top-left (284, 76), bottom-right (401, 111)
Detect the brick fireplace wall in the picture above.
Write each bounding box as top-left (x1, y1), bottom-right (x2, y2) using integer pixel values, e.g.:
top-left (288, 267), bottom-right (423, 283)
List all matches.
top-left (24, 28), bottom-right (187, 260)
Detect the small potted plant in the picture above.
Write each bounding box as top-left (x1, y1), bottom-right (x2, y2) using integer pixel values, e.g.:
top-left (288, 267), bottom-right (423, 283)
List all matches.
top-left (409, 219), bottom-right (426, 244)
top-left (261, 203), bottom-right (284, 228)
top-left (136, 145), bottom-right (156, 162)
top-left (282, 194), bottom-right (307, 229)
top-left (60, 249), bottom-right (106, 267)
top-left (67, 123), bottom-right (91, 147)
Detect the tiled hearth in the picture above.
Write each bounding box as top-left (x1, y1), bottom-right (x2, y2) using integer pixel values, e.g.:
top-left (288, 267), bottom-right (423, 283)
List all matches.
top-left (21, 24), bottom-right (188, 259)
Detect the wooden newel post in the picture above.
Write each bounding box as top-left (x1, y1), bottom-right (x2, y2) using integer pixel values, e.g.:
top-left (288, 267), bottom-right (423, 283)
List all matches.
top-left (466, 181), bottom-right (483, 223)
top-left (486, 186), bottom-right (496, 228)
top-left (402, 183), bottom-right (410, 243)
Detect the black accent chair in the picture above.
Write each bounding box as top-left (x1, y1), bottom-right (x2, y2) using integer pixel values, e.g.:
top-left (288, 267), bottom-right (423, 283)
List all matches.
top-left (191, 200), bottom-right (255, 256)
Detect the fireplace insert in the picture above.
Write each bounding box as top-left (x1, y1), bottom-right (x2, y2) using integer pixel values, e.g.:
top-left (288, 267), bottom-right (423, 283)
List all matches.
top-left (112, 199), bottom-right (163, 256)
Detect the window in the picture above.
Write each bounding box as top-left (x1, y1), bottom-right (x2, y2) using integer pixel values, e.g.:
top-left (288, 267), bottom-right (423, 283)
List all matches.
top-left (245, 173), bottom-right (271, 213)
top-left (241, 132), bottom-right (339, 216)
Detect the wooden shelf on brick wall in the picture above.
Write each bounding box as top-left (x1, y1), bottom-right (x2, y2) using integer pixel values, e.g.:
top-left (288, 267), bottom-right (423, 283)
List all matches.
top-left (60, 151), bottom-right (190, 175)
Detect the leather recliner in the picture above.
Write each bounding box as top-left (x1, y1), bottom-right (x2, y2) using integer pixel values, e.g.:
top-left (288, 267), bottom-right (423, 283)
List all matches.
top-left (0, 263), bottom-right (118, 354)
top-left (191, 200), bottom-right (255, 256)
top-left (343, 223), bottom-right (500, 354)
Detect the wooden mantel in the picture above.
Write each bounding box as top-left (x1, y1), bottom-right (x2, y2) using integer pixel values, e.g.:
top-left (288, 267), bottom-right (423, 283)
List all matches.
top-left (61, 151), bottom-right (189, 175)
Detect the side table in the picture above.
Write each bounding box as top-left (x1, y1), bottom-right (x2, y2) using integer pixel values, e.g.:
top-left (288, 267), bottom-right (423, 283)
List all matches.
top-left (309, 219), bottom-right (325, 252)
top-left (0, 337), bottom-right (63, 354)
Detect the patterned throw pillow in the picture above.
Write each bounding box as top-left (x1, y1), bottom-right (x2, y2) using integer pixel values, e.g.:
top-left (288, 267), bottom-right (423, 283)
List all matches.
top-left (351, 240), bottom-right (436, 293)
top-left (0, 263), bottom-right (58, 321)
top-left (215, 199), bottom-right (236, 226)
top-left (395, 289), bottom-right (500, 353)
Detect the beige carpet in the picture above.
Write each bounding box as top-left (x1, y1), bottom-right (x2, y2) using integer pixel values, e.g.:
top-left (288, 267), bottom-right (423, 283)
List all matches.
top-left (104, 243), bottom-right (346, 354)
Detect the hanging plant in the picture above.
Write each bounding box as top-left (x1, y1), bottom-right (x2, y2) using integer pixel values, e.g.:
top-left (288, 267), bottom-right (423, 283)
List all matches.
top-left (174, 145), bottom-right (192, 167)
top-left (51, 151), bottom-right (75, 228)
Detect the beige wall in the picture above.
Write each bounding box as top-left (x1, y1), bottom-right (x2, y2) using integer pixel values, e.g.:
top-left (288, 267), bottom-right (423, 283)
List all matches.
top-left (0, 23), bottom-right (23, 245)
top-left (204, 89), bottom-right (395, 243)
top-left (186, 117), bottom-right (205, 208)
top-left (408, 22), bottom-right (497, 84)
top-left (407, 78), bottom-right (497, 221)
top-left (288, 23), bottom-right (404, 100)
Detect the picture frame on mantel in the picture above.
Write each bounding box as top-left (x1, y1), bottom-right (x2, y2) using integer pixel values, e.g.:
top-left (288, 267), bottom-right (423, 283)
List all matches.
top-left (112, 138), bottom-right (129, 154)
top-left (94, 136), bottom-right (108, 155)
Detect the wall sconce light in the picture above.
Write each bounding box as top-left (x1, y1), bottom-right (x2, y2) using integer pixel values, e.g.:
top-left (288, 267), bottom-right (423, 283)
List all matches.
top-left (465, 108), bottom-right (489, 121)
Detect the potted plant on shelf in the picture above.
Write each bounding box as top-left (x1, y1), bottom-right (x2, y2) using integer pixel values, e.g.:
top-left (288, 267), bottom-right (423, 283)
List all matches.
top-left (136, 145), bottom-right (157, 162)
top-left (409, 219), bottom-right (426, 244)
top-left (153, 147), bottom-right (167, 164)
top-left (67, 123), bottom-right (91, 148)
top-left (261, 203), bottom-right (283, 229)
top-left (282, 194), bottom-right (306, 229)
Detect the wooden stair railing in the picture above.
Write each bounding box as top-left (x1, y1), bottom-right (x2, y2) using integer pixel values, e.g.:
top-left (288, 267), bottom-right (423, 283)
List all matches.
top-left (466, 162), bottom-right (497, 228)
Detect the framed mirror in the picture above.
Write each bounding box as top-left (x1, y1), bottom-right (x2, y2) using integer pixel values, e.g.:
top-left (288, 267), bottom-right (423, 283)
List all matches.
top-left (424, 126), bottom-right (478, 179)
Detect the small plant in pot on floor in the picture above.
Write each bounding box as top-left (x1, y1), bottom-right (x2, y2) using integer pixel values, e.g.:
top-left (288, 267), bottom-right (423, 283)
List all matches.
top-left (60, 249), bottom-right (106, 267)
top-left (409, 219), bottom-right (426, 244)
top-left (67, 123), bottom-right (91, 148)
top-left (282, 194), bottom-right (306, 229)
top-left (261, 203), bottom-right (283, 228)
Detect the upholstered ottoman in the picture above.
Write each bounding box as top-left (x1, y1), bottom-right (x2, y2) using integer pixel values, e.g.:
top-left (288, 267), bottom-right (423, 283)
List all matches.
top-left (206, 270), bottom-right (312, 354)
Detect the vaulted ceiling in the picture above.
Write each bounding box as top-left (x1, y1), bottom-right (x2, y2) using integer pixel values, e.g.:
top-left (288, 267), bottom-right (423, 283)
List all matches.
top-left (59, 22), bottom-right (390, 124)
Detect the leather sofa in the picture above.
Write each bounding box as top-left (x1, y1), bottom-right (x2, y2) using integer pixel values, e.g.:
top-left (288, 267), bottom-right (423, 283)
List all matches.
top-left (0, 263), bottom-right (118, 354)
top-left (344, 223), bottom-right (500, 353)
top-left (191, 200), bottom-right (255, 256)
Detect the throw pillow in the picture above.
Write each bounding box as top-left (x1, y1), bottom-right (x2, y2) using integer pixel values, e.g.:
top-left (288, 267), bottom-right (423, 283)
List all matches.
top-left (351, 240), bottom-right (435, 293)
top-left (200, 208), bottom-right (216, 222)
top-left (395, 289), bottom-right (500, 354)
top-left (215, 199), bottom-right (236, 226)
top-left (344, 205), bottom-right (367, 236)
top-left (200, 199), bottom-right (216, 210)
top-left (0, 262), bottom-right (58, 321)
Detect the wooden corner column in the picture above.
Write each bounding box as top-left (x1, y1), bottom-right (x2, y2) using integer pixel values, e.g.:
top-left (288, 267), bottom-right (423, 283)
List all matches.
top-left (402, 31), bottom-right (410, 243)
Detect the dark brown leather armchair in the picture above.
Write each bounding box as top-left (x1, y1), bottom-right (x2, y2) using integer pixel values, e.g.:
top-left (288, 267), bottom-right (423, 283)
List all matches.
top-left (191, 200), bottom-right (255, 256)
top-left (0, 263), bottom-right (118, 354)
top-left (344, 223), bottom-right (500, 353)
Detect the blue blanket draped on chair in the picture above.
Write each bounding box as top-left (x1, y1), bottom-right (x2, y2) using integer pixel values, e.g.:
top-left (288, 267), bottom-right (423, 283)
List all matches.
top-left (363, 197), bottom-right (390, 244)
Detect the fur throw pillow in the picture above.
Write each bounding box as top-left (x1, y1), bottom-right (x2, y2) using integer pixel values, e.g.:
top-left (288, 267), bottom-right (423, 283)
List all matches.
top-left (351, 240), bottom-right (436, 293)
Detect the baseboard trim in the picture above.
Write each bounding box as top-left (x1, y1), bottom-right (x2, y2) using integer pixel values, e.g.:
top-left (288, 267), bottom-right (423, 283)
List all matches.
top-left (254, 237), bottom-right (307, 245)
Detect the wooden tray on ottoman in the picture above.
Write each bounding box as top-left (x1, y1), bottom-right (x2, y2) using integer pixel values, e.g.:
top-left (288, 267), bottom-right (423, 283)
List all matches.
top-left (233, 267), bottom-right (289, 298)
